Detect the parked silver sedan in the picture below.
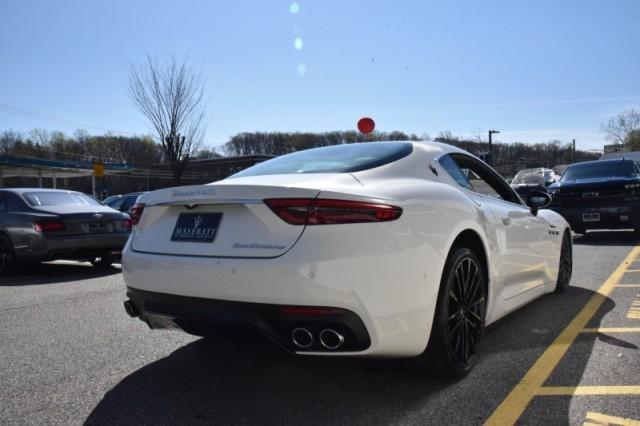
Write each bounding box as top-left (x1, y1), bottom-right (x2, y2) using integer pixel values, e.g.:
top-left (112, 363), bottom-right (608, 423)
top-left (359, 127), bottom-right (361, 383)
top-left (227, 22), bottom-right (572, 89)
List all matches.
top-left (0, 188), bottom-right (131, 275)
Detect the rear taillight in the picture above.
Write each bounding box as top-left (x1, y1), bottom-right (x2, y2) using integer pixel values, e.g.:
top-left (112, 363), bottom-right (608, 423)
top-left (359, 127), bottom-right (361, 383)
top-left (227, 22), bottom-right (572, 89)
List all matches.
top-left (129, 203), bottom-right (145, 225)
top-left (264, 198), bottom-right (402, 225)
top-left (122, 218), bottom-right (133, 231)
top-left (34, 220), bottom-right (66, 232)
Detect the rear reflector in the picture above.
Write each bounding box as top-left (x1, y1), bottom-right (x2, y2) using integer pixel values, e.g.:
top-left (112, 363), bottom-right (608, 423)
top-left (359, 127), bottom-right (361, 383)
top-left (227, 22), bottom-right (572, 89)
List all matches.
top-left (34, 220), bottom-right (66, 232)
top-left (280, 306), bottom-right (341, 316)
top-left (264, 198), bottom-right (402, 225)
top-left (129, 203), bottom-right (145, 225)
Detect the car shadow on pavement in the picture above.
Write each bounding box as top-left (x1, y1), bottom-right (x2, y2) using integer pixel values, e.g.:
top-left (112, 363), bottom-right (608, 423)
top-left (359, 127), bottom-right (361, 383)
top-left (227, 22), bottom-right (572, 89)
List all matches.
top-left (573, 230), bottom-right (639, 246)
top-left (86, 336), bottom-right (451, 425)
top-left (86, 287), bottom-right (623, 425)
top-left (1, 261), bottom-right (121, 286)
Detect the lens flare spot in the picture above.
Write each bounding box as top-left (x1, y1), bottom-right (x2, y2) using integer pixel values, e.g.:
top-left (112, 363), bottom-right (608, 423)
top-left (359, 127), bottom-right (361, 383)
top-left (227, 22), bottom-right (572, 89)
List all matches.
top-left (294, 37), bottom-right (304, 51)
top-left (289, 2), bottom-right (300, 14)
top-left (296, 63), bottom-right (307, 76)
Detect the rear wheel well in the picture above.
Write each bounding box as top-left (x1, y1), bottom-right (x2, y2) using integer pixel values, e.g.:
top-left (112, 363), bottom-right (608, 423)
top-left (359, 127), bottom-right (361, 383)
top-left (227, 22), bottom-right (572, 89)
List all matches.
top-left (449, 230), bottom-right (489, 304)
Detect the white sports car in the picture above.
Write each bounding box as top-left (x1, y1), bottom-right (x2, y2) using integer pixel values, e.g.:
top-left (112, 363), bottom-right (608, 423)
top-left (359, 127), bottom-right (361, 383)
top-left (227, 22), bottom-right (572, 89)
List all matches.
top-left (122, 141), bottom-right (571, 377)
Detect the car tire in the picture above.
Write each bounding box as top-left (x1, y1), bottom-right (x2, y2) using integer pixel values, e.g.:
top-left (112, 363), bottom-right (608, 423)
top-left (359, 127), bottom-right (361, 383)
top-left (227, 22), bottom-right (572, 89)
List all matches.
top-left (0, 233), bottom-right (18, 276)
top-left (90, 253), bottom-right (115, 268)
top-left (420, 246), bottom-right (487, 379)
top-left (554, 231), bottom-right (573, 293)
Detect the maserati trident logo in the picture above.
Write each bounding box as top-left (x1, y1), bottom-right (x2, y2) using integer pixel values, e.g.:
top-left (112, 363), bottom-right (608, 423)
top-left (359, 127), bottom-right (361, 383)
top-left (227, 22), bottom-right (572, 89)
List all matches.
top-left (193, 215), bottom-right (204, 229)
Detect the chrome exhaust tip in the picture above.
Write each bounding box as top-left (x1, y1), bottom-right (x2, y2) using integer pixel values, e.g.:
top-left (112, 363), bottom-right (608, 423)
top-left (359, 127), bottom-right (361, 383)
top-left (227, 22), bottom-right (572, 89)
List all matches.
top-left (291, 327), bottom-right (314, 349)
top-left (319, 329), bottom-right (344, 350)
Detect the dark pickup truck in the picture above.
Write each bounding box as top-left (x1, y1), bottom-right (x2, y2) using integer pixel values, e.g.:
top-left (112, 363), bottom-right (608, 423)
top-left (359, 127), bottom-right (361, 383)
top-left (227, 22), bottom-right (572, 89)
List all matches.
top-left (548, 159), bottom-right (640, 234)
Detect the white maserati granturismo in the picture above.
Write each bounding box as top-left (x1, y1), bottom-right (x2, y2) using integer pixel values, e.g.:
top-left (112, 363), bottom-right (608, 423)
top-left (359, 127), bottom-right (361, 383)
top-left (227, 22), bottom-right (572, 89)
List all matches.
top-left (122, 141), bottom-right (572, 377)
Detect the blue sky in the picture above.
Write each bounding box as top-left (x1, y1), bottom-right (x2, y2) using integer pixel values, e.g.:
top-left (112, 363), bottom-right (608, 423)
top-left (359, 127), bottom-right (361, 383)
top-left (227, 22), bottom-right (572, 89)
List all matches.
top-left (1, 0), bottom-right (639, 151)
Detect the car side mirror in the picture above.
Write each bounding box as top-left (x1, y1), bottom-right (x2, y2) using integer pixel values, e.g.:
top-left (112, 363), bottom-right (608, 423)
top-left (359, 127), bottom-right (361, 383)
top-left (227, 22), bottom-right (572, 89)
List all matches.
top-left (526, 191), bottom-right (552, 216)
top-left (545, 179), bottom-right (555, 186)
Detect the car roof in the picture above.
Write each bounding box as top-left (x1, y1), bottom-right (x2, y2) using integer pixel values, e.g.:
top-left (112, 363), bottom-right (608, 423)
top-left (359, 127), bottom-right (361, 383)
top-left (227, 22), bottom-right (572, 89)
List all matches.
top-left (568, 158), bottom-right (637, 168)
top-left (0, 188), bottom-right (84, 194)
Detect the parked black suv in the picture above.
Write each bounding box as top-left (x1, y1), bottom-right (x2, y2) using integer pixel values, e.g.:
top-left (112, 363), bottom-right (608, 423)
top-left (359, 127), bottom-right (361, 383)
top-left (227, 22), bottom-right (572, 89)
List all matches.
top-left (548, 159), bottom-right (640, 234)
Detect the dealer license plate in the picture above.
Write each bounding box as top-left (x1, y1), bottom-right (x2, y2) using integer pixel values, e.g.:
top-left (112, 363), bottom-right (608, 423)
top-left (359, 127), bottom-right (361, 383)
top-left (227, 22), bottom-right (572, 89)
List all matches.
top-left (171, 213), bottom-right (222, 243)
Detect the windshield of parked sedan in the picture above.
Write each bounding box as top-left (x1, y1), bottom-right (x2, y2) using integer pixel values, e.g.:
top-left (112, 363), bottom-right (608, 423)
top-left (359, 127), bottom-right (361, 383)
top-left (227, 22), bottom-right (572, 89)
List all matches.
top-left (512, 170), bottom-right (546, 185)
top-left (231, 142), bottom-right (413, 177)
top-left (23, 192), bottom-right (103, 207)
top-left (561, 162), bottom-right (637, 181)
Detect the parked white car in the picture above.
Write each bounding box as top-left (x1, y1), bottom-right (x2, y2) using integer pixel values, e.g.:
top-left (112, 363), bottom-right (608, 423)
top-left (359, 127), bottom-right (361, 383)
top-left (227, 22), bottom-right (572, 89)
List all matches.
top-left (122, 141), bottom-right (572, 378)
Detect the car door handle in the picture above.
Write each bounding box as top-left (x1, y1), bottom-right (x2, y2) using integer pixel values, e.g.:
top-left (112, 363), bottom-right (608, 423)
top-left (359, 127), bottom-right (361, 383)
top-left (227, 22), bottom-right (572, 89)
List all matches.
top-left (502, 218), bottom-right (511, 226)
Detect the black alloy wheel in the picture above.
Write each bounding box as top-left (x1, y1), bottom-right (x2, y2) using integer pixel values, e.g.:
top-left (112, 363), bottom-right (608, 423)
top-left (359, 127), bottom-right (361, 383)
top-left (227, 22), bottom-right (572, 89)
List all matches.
top-left (554, 231), bottom-right (573, 293)
top-left (447, 255), bottom-right (485, 368)
top-left (0, 233), bottom-right (17, 276)
top-left (422, 247), bottom-right (486, 378)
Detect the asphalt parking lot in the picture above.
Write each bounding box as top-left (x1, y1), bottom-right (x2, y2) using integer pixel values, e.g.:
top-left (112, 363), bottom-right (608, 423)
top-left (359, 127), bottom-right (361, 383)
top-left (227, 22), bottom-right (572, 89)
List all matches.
top-left (1, 232), bottom-right (640, 425)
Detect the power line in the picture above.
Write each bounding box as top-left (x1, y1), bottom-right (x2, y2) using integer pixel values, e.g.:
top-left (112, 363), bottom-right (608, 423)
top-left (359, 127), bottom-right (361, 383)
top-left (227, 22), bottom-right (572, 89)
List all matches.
top-left (0, 102), bottom-right (136, 136)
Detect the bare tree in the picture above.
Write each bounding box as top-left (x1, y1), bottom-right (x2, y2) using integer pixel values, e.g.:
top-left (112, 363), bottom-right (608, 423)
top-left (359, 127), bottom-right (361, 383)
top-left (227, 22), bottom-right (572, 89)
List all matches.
top-left (603, 108), bottom-right (640, 143)
top-left (129, 56), bottom-right (207, 184)
top-left (625, 129), bottom-right (640, 151)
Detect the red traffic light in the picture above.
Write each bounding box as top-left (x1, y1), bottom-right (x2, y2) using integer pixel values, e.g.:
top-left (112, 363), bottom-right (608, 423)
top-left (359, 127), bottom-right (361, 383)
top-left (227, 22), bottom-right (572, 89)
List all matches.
top-left (357, 117), bottom-right (375, 134)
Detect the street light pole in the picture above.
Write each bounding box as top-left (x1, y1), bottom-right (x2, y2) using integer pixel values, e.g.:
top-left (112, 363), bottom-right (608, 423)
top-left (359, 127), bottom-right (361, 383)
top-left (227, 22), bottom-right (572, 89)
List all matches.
top-left (488, 129), bottom-right (500, 166)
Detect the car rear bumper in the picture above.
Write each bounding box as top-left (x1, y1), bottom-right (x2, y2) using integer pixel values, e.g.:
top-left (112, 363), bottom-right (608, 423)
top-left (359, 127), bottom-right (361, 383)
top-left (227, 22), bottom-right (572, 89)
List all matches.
top-left (122, 224), bottom-right (445, 357)
top-left (550, 204), bottom-right (640, 230)
top-left (125, 287), bottom-right (371, 353)
top-left (15, 233), bottom-right (130, 261)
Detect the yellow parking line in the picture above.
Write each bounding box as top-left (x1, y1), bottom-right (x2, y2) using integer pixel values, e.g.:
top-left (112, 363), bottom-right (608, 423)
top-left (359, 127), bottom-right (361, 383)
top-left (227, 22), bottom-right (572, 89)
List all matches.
top-left (581, 327), bottom-right (640, 333)
top-left (616, 285), bottom-right (640, 288)
top-left (625, 269), bottom-right (640, 273)
top-left (537, 386), bottom-right (640, 396)
top-left (585, 411), bottom-right (640, 426)
top-left (485, 246), bottom-right (640, 426)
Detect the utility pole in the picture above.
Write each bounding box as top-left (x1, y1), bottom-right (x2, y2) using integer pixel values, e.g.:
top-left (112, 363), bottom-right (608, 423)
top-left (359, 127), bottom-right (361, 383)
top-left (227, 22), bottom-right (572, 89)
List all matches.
top-left (488, 130), bottom-right (500, 166)
top-left (572, 139), bottom-right (576, 163)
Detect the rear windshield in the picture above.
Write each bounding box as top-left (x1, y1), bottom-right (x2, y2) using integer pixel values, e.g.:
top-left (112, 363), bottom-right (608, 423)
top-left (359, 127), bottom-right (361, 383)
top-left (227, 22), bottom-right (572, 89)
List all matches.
top-left (23, 192), bottom-right (103, 207)
top-left (561, 162), bottom-right (638, 181)
top-left (231, 142), bottom-right (413, 177)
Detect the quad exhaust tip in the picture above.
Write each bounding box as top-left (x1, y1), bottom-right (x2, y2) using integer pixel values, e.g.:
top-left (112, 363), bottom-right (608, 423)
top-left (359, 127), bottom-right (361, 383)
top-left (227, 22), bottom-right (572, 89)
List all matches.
top-left (291, 327), bottom-right (314, 349)
top-left (319, 329), bottom-right (344, 350)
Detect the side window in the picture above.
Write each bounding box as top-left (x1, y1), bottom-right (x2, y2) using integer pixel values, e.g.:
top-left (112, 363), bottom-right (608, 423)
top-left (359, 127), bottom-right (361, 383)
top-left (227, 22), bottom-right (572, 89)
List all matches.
top-left (0, 193), bottom-right (6, 212)
top-left (440, 154), bottom-right (521, 204)
top-left (438, 155), bottom-right (472, 189)
top-left (464, 169), bottom-right (503, 200)
top-left (108, 198), bottom-right (126, 211)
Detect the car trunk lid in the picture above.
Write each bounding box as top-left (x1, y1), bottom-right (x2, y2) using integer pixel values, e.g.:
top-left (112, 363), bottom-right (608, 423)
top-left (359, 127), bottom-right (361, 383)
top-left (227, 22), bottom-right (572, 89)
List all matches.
top-left (31, 207), bottom-right (129, 235)
top-left (131, 182), bottom-right (333, 258)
